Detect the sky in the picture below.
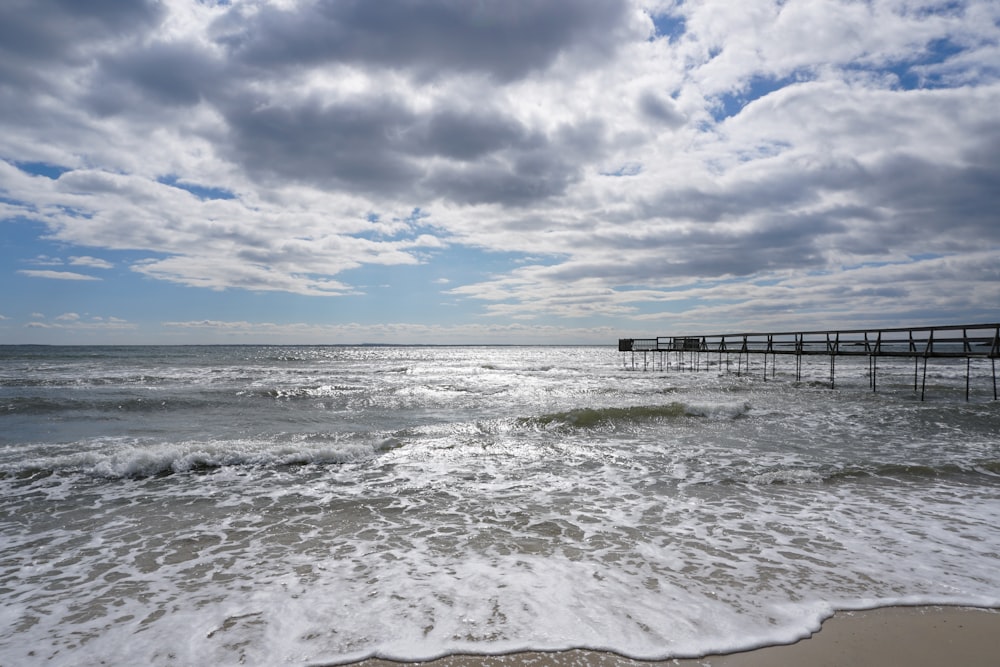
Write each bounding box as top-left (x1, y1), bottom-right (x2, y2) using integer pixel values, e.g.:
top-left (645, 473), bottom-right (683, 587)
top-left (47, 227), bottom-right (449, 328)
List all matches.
top-left (1, 0), bottom-right (999, 345)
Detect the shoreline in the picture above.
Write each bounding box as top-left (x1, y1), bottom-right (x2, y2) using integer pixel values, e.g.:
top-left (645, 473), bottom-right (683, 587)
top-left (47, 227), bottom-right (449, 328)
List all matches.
top-left (343, 605), bottom-right (1000, 667)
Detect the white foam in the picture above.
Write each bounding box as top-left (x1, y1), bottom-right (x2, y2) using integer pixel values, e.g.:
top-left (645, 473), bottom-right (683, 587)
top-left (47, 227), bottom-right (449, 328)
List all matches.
top-left (748, 468), bottom-right (826, 485)
top-left (683, 400), bottom-right (752, 419)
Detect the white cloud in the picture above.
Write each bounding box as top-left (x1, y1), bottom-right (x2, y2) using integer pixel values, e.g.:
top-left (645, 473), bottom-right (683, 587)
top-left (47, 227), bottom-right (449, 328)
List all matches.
top-left (69, 256), bottom-right (114, 269)
top-left (24, 314), bottom-right (135, 332)
top-left (28, 255), bottom-right (64, 267)
top-left (17, 270), bottom-right (101, 281)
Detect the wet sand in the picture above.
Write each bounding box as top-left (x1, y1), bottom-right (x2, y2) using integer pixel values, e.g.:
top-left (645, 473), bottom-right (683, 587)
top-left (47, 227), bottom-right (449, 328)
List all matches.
top-left (347, 606), bottom-right (1000, 667)
top-left (702, 605), bottom-right (1000, 667)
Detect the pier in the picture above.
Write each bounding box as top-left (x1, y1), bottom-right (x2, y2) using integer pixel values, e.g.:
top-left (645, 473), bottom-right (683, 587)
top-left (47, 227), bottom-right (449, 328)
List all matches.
top-left (619, 323), bottom-right (1000, 401)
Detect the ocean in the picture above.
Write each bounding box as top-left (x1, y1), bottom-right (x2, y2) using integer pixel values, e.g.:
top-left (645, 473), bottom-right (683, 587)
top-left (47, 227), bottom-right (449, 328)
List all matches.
top-left (1, 344), bottom-right (999, 666)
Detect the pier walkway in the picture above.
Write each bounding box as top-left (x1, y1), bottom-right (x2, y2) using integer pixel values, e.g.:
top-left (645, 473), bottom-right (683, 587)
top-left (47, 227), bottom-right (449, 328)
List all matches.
top-left (619, 323), bottom-right (1000, 400)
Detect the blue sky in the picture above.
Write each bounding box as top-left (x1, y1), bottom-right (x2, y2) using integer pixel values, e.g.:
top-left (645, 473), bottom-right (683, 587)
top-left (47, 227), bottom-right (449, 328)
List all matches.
top-left (1, 0), bottom-right (999, 344)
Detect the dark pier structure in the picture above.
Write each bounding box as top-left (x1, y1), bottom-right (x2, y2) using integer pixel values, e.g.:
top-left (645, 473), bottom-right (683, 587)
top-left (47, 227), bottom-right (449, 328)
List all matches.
top-left (619, 323), bottom-right (1000, 401)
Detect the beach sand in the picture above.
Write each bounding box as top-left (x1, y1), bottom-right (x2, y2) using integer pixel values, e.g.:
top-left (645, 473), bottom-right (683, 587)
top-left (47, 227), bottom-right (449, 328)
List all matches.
top-left (349, 606), bottom-right (1000, 667)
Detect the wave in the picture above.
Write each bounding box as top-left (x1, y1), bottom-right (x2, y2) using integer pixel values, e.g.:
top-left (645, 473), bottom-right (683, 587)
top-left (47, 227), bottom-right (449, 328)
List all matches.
top-left (0, 374), bottom-right (176, 388)
top-left (479, 363), bottom-right (559, 373)
top-left (741, 460), bottom-right (1000, 486)
top-left (520, 401), bottom-right (751, 430)
top-left (3, 383), bottom-right (375, 415)
top-left (247, 384), bottom-right (368, 399)
top-left (1, 394), bottom-right (225, 416)
top-left (746, 468), bottom-right (827, 485)
top-left (976, 460), bottom-right (1000, 476)
top-left (0, 435), bottom-right (399, 480)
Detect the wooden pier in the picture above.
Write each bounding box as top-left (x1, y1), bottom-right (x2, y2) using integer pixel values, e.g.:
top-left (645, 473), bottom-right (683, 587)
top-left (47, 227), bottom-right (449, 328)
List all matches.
top-left (619, 323), bottom-right (1000, 401)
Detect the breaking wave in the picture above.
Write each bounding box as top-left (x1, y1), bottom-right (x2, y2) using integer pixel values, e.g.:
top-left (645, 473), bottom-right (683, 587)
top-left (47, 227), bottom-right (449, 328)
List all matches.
top-left (0, 436), bottom-right (399, 480)
top-left (522, 401), bottom-right (751, 430)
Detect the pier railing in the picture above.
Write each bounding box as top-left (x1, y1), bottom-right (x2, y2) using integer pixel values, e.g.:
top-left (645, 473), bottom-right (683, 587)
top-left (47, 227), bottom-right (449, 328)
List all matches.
top-left (619, 323), bottom-right (1000, 400)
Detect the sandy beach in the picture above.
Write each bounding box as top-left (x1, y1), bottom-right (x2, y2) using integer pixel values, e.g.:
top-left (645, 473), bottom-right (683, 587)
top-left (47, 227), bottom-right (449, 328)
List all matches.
top-left (349, 606), bottom-right (1000, 667)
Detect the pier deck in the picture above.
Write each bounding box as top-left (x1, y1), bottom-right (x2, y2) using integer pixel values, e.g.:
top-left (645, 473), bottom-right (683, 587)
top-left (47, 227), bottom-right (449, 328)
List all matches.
top-left (619, 323), bottom-right (1000, 400)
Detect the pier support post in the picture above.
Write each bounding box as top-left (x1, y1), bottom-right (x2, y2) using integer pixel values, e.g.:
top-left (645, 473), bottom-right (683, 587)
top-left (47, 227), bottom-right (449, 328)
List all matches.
top-left (966, 358), bottom-right (971, 402)
top-left (993, 358), bottom-right (997, 401)
top-left (921, 357), bottom-right (928, 401)
top-left (826, 332), bottom-right (839, 389)
top-left (795, 334), bottom-right (803, 383)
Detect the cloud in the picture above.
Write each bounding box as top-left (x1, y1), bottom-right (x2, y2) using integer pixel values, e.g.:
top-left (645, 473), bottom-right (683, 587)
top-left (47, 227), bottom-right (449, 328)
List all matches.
top-left (18, 270), bottom-right (101, 281)
top-left (69, 256), bottom-right (114, 269)
top-left (0, 0), bottom-right (998, 337)
top-left (638, 90), bottom-right (686, 126)
top-left (24, 313), bottom-right (135, 331)
top-left (220, 94), bottom-right (424, 195)
top-left (90, 39), bottom-right (224, 111)
top-left (27, 255), bottom-right (64, 267)
top-left (213, 0), bottom-right (638, 82)
top-left (217, 92), bottom-right (604, 205)
top-left (0, 1), bottom-right (162, 79)
top-left (131, 255), bottom-right (358, 296)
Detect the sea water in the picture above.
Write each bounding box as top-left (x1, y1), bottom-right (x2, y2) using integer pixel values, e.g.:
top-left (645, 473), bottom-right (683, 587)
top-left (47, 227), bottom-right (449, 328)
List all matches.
top-left (1, 345), bottom-right (998, 665)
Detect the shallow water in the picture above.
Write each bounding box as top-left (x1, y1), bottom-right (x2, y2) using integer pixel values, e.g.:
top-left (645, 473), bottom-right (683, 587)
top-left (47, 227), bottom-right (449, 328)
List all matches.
top-left (1, 345), bottom-right (999, 665)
